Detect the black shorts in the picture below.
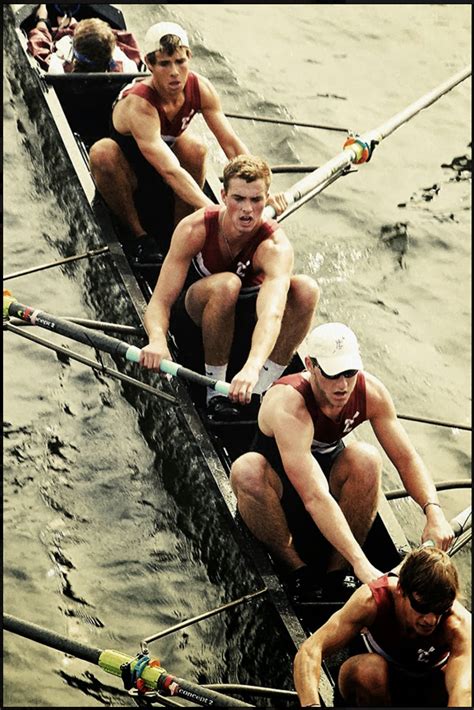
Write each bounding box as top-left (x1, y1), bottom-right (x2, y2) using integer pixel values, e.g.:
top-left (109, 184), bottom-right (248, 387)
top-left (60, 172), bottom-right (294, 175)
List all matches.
top-left (170, 282), bottom-right (259, 391)
top-left (249, 428), bottom-right (345, 571)
top-left (332, 635), bottom-right (449, 707)
top-left (110, 125), bottom-right (175, 248)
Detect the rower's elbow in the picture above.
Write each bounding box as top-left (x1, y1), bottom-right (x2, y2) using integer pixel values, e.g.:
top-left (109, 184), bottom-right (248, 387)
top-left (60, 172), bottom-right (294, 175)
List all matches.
top-left (294, 637), bottom-right (322, 671)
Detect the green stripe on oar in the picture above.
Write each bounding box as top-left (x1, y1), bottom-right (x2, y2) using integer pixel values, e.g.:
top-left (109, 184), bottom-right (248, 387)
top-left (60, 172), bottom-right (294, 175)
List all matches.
top-left (3, 292), bottom-right (231, 396)
top-left (264, 64), bottom-right (471, 220)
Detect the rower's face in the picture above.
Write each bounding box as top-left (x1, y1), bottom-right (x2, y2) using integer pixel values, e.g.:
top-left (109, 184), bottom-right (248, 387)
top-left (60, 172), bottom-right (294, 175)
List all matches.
top-left (222, 178), bottom-right (268, 232)
top-left (305, 356), bottom-right (358, 407)
top-left (147, 48), bottom-right (190, 93)
top-left (402, 590), bottom-right (451, 635)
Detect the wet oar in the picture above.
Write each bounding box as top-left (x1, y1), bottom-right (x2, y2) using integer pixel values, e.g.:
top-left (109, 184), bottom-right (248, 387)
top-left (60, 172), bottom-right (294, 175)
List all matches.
top-left (264, 64), bottom-right (471, 219)
top-left (3, 613), bottom-right (254, 707)
top-left (3, 292), bottom-right (230, 396)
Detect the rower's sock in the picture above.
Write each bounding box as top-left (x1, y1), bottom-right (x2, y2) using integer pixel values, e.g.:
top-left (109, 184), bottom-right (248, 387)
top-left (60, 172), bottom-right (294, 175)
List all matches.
top-left (205, 364), bottom-right (228, 404)
top-left (253, 359), bottom-right (286, 395)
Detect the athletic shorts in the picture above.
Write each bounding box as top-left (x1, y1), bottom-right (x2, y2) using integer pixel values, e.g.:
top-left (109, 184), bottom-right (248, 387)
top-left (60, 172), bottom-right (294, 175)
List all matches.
top-left (332, 635), bottom-right (449, 707)
top-left (109, 124), bottom-right (174, 247)
top-left (249, 428), bottom-right (345, 571)
top-left (170, 280), bottom-right (259, 384)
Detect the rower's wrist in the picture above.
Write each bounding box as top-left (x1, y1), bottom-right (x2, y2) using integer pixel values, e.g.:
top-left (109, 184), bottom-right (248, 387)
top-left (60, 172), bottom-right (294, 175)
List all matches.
top-left (422, 501), bottom-right (442, 515)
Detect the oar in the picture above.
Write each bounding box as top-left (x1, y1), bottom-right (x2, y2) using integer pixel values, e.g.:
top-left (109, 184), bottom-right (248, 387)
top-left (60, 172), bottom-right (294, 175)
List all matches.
top-left (264, 64), bottom-right (471, 219)
top-left (224, 111), bottom-right (348, 133)
top-left (3, 613), bottom-right (254, 707)
top-left (3, 292), bottom-right (230, 396)
top-left (449, 505), bottom-right (471, 539)
top-left (5, 293), bottom-right (471, 425)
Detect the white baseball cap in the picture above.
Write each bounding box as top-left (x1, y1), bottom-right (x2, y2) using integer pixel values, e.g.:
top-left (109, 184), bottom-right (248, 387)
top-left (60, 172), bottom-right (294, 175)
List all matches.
top-left (144, 22), bottom-right (189, 55)
top-left (306, 323), bottom-right (363, 375)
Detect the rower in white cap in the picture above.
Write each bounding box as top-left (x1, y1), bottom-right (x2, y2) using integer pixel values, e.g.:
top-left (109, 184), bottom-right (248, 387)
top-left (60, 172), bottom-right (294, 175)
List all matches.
top-left (230, 322), bottom-right (454, 602)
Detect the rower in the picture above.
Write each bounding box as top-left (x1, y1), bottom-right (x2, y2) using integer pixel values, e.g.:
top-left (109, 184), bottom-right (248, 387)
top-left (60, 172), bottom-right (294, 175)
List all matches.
top-left (139, 154), bottom-right (319, 421)
top-left (229, 322), bottom-right (455, 601)
top-left (88, 20), bottom-right (286, 266)
top-left (27, 4), bottom-right (142, 73)
top-left (293, 546), bottom-right (472, 707)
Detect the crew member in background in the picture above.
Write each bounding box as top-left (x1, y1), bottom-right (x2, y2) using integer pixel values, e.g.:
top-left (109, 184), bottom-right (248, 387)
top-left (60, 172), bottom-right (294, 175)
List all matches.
top-left (27, 4), bottom-right (141, 73)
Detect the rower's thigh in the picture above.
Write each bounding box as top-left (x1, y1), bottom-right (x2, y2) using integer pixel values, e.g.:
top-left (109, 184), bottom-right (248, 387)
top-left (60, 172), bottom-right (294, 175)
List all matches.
top-left (185, 273), bottom-right (241, 325)
top-left (329, 440), bottom-right (382, 496)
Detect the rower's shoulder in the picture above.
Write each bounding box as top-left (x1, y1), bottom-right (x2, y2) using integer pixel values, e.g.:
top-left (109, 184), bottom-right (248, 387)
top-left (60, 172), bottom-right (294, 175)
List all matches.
top-left (261, 378), bottom-right (310, 417)
top-left (171, 209), bottom-right (207, 250)
top-left (363, 370), bottom-right (395, 407)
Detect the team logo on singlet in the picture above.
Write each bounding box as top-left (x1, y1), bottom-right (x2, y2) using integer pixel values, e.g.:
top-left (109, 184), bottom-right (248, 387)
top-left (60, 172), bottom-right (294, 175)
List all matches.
top-left (342, 410), bottom-right (360, 434)
top-left (416, 646), bottom-right (436, 663)
top-left (236, 260), bottom-right (251, 278)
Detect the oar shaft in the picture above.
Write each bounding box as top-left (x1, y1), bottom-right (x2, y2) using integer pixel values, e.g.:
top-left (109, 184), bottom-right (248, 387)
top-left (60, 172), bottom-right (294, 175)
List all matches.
top-left (363, 64), bottom-right (471, 145)
top-left (4, 296), bottom-right (141, 363)
top-left (449, 506), bottom-right (471, 537)
top-left (4, 322), bottom-right (177, 404)
top-left (225, 111), bottom-right (348, 133)
top-left (263, 64), bottom-right (471, 219)
top-left (4, 613), bottom-right (253, 707)
top-left (4, 613), bottom-right (101, 665)
top-left (4, 294), bottom-right (231, 396)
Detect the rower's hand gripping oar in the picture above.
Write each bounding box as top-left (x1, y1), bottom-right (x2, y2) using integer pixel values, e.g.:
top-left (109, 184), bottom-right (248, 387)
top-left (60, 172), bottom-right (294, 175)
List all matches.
top-left (263, 64), bottom-right (471, 221)
top-left (390, 505), bottom-right (472, 575)
top-left (3, 291), bottom-right (231, 397)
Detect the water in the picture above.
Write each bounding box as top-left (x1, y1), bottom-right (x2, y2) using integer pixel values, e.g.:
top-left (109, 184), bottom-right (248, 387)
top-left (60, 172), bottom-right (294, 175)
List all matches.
top-left (3, 4), bottom-right (471, 707)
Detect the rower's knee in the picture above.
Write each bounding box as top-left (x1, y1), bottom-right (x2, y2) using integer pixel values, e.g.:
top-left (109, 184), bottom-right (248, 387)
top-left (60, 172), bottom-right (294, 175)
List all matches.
top-left (288, 275), bottom-right (320, 314)
top-left (89, 138), bottom-right (129, 182)
top-left (338, 653), bottom-right (389, 703)
top-left (230, 453), bottom-right (268, 497)
top-left (210, 273), bottom-right (242, 306)
top-left (189, 140), bottom-right (207, 166)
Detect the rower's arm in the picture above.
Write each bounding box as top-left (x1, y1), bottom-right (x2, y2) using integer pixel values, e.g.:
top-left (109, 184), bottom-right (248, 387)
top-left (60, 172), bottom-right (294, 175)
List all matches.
top-left (127, 98), bottom-right (213, 209)
top-left (228, 236), bottom-right (292, 403)
top-left (444, 607), bottom-right (472, 707)
top-left (249, 236), bottom-right (292, 360)
top-left (367, 374), bottom-right (453, 550)
top-left (293, 585), bottom-right (376, 707)
top-left (266, 391), bottom-right (382, 583)
top-left (141, 215), bottom-right (204, 369)
top-left (198, 75), bottom-right (250, 158)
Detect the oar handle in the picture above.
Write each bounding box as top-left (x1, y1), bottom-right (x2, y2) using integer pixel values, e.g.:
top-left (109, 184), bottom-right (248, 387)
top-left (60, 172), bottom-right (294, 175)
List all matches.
top-left (159, 359), bottom-right (231, 395)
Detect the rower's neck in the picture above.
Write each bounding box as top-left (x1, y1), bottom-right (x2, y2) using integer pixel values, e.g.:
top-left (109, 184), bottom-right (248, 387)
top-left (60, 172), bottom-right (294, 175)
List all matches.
top-left (220, 209), bottom-right (259, 243)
